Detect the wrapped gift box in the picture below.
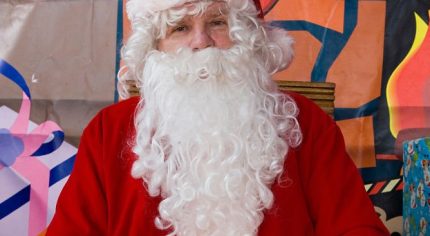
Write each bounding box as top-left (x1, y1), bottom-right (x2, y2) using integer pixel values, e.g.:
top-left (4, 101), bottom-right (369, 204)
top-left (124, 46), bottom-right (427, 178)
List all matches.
top-left (403, 137), bottom-right (430, 235)
top-left (0, 106), bottom-right (76, 236)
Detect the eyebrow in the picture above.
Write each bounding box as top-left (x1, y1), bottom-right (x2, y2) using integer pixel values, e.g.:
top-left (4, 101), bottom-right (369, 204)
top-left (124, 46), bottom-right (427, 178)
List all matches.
top-left (169, 2), bottom-right (228, 25)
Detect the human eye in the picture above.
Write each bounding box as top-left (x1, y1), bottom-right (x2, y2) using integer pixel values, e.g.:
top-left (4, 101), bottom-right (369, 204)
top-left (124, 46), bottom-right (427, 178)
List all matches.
top-left (209, 18), bottom-right (227, 27)
top-left (172, 24), bottom-right (188, 33)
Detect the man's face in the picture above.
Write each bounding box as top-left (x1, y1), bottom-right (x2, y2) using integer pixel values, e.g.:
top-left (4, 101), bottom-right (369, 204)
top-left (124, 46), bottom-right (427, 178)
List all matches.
top-left (157, 2), bottom-right (233, 52)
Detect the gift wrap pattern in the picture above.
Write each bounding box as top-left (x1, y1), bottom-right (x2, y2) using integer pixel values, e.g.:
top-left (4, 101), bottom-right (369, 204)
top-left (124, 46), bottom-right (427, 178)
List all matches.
top-left (403, 137), bottom-right (430, 235)
top-left (0, 106), bottom-right (76, 236)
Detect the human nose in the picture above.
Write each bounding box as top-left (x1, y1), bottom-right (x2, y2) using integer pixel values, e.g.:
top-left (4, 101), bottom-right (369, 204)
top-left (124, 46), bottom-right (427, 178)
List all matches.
top-left (190, 28), bottom-right (214, 51)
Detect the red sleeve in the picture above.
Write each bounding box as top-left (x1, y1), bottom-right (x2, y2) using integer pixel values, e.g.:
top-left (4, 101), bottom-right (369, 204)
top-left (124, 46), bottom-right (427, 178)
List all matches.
top-left (292, 93), bottom-right (389, 235)
top-left (46, 112), bottom-right (107, 235)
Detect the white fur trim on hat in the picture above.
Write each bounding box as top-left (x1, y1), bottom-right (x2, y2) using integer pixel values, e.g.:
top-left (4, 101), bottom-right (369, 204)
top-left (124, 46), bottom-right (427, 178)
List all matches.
top-left (126, 0), bottom-right (234, 21)
top-left (126, 0), bottom-right (187, 20)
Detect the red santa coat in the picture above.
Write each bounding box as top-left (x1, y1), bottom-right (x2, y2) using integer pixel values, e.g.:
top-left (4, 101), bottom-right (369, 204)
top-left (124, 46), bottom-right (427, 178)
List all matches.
top-left (46, 93), bottom-right (389, 235)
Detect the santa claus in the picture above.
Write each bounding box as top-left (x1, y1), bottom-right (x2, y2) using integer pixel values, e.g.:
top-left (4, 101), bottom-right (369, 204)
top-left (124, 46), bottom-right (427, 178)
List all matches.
top-left (47, 0), bottom-right (389, 235)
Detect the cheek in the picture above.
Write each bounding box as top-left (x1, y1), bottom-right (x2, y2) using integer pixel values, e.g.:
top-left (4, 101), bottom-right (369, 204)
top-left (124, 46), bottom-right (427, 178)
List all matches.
top-left (212, 32), bottom-right (233, 49)
top-left (157, 38), bottom-right (189, 53)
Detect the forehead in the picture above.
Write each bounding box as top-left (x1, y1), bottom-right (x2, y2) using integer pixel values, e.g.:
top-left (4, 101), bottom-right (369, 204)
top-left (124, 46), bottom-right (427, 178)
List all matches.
top-left (177, 1), bottom-right (229, 17)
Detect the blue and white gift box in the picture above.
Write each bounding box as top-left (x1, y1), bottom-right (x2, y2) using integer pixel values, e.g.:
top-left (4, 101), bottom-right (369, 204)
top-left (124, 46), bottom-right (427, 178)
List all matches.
top-left (0, 106), bottom-right (76, 236)
top-left (403, 137), bottom-right (430, 236)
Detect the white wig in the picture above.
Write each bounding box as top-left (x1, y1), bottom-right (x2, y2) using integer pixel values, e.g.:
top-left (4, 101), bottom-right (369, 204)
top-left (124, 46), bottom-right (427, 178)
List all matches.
top-left (119, 0), bottom-right (294, 99)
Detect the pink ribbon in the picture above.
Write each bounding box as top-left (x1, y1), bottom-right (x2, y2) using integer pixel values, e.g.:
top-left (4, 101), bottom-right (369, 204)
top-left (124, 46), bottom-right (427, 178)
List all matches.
top-left (1, 92), bottom-right (62, 236)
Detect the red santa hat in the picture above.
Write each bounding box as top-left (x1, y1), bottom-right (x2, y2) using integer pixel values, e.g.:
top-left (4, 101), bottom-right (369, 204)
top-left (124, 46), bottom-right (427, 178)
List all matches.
top-left (252, 0), bottom-right (264, 18)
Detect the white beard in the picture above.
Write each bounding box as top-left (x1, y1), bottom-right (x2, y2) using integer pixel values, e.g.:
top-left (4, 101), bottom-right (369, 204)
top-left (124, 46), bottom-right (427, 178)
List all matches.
top-left (131, 45), bottom-right (301, 236)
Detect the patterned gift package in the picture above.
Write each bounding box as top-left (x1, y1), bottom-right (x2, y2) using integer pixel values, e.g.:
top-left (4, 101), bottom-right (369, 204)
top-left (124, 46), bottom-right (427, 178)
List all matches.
top-left (0, 105), bottom-right (76, 236)
top-left (403, 137), bottom-right (430, 235)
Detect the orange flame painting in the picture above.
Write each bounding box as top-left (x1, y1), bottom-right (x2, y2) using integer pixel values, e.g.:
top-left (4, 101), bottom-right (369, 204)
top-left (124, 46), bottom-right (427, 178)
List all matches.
top-left (386, 11), bottom-right (430, 138)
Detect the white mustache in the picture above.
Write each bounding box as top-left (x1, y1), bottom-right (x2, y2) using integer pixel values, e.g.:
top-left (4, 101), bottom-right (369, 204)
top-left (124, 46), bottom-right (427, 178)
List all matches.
top-left (144, 46), bottom-right (249, 84)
